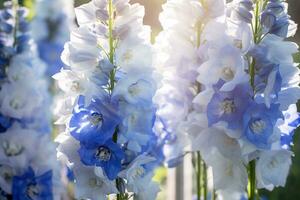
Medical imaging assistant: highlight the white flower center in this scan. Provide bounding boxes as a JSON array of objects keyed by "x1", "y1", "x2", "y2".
[
  {"x1": 9, "y1": 98, "x2": 24, "y2": 110},
  {"x1": 221, "y1": 67, "x2": 235, "y2": 81},
  {"x1": 225, "y1": 163, "x2": 234, "y2": 177},
  {"x1": 89, "y1": 178, "x2": 103, "y2": 187},
  {"x1": 233, "y1": 39, "x2": 243, "y2": 49},
  {"x1": 122, "y1": 50, "x2": 133, "y2": 63},
  {"x1": 0, "y1": 165, "x2": 14, "y2": 182},
  {"x1": 27, "y1": 184, "x2": 39, "y2": 199},
  {"x1": 220, "y1": 99, "x2": 236, "y2": 114},
  {"x1": 2, "y1": 141, "x2": 24, "y2": 157},
  {"x1": 267, "y1": 157, "x2": 279, "y2": 170},
  {"x1": 96, "y1": 147, "x2": 111, "y2": 161},
  {"x1": 70, "y1": 81, "x2": 81, "y2": 92},
  {"x1": 89, "y1": 112, "x2": 103, "y2": 127},
  {"x1": 128, "y1": 82, "x2": 142, "y2": 97},
  {"x1": 132, "y1": 167, "x2": 145, "y2": 180},
  {"x1": 250, "y1": 119, "x2": 266, "y2": 134}
]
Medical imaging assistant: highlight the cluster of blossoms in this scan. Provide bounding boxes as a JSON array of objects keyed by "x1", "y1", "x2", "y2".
[
  {"x1": 0, "y1": 1, "x2": 61, "y2": 199},
  {"x1": 31, "y1": 0, "x2": 74, "y2": 76},
  {"x1": 156, "y1": 0, "x2": 300, "y2": 199},
  {"x1": 54, "y1": 0, "x2": 161, "y2": 199},
  {"x1": 154, "y1": 0, "x2": 226, "y2": 166}
]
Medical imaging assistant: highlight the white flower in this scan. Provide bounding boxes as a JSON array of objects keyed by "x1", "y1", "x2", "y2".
[
  {"x1": 197, "y1": 43, "x2": 248, "y2": 91},
  {"x1": 260, "y1": 34, "x2": 298, "y2": 65},
  {"x1": 256, "y1": 150, "x2": 292, "y2": 191},
  {"x1": 73, "y1": 166, "x2": 117, "y2": 200},
  {"x1": 115, "y1": 37, "x2": 152, "y2": 73},
  {"x1": 53, "y1": 69, "x2": 106, "y2": 103},
  {"x1": 210, "y1": 150, "x2": 248, "y2": 193},
  {"x1": 0, "y1": 82, "x2": 43, "y2": 119},
  {"x1": 119, "y1": 155, "x2": 155, "y2": 193},
  {"x1": 119, "y1": 154, "x2": 159, "y2": 200},
  {"x1": 113, "y1": 73, "x2": 155, "y2": 106},
  {"x1": 61, "y1": 41, "x2": 101, "y2": 72}
]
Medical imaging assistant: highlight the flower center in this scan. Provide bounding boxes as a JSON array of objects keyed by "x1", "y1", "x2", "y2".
[
  {"x1": 132, "y1": 167, "x2": 145, "y2": 180},
  {"x1": 88, "y1": 178, "x2": 103, "y2": 187},
  {"x1": 128, "y1": 82, "x2": 142, "y2": 96},
  {"x1": 267, "y1": 158, "x2": 279, "y2": 169},
  {"x1": 220, "y1": 99, "x2": 236, "y2": 114},
  {"x1": 9, "y1": 98, "x2": 24, "y2": 110},
  {"x1": 70, "y1": 81, "x2": 81, "y2": 92},
  {"x1": 0, "y1": 165, "x2": 13, "y2": 182},
  {"x1": 221, "y1": 67, "x2": 235, "y2": 81},
  {"x1": 26, "y1": 184, "x2": 39, "y2": 199},
  {"x1": 250, "y1": 119, "x2": 266, "y2": 134},
  {"x1": 2, "y1": 141, "x2": 24, "y2": 157},
  {"x1": 225, "y1": 163, "x2": 234, "y2": 177},
  {"x1": 233, "y1": 39, "x2": 243, "y2": 49},
  {"x1": 96, "y1": 147, "x2": 111, "y2": 161},
  {"x1": 122, "y1": 50, "x2": 133, "y2": 63},
  {"x1": 89, "y1": 112, "x2": 103, "y2": 127}
]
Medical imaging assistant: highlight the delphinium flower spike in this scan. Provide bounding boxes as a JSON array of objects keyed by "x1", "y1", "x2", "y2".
[
  {"x1": 154, "y1": 0, "x2": 226, "y2": 199},
  {"x1": 191, "y1": 0, "x2": 300, "y2": 199},
  {"x1": 0, "y1": 0, "x2": 62, "y2": 199},
  {"x1": 31, "y1": 0, "x2": 75, "y2": 76},
  {"x1": 54, "y1": 0, "x2": 160, "y2": 199}
]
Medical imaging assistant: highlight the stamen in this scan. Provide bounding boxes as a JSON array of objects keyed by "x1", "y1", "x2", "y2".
[
  {"x1": 96, "y1": 146, "x2": 111, "y2": 161},
  {"x1": 220, "y1": 99, "x2": 236, "y2": 114}
]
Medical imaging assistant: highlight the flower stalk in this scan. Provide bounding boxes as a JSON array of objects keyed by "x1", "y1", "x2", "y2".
[
  {"x1": 106, "y1": 1, "x2": 125, "y2": 199},
  {"x1": 248, "y1": 0, "x2": 266, "y2": 199},
  {"x1": 196, "y1": 152, "x2": 202, "y2": 200},
  {"x1": 248, "y1": 160, "x2": 256, "y2": 200},
  {"x1": 108, "y1": 0, "x2": 116, "y2": 92}
]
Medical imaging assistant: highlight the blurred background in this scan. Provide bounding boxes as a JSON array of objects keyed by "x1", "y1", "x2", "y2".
[{"x1": 0, "y1": 0, "x2": 299, "y2": 199}]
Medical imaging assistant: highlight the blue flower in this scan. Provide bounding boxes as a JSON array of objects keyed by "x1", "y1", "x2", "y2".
[
  {"x1": 261, "y1": 1, "x2": 295, "y2": 38},
  {"x1": 78, "y1": 139, "x2": 125, "y2": 180},
  {"x1": 281, "y1": 112, "x2": 300, "y2": 148},
  {"x1": 37, "y1": 40, "x2": 64, "y2": 76},
  {"x1": 243, "y1": 103, "x2": 283, "y2": 149},
  {"x1": 248, "y1": 45, "x2": 283, "y2": 106},
  {"x1": 0, "y1": 114, "x2": 13, "y2": 133},
  {"x1": 0, "y1": 3, "x2": 31, "y2": 74},
  {"x1": 207, "y1": 82, "x2": 253, "y2": 130},
  {"x1": 12, "y1": 167, "x2": 53, "y2": 200},
  {"x1": 70, "y1": 95, "x2": 120, "y2": 144},
  {"x1": 230, "y1": 0, "x2": 253, "y2": 23}
]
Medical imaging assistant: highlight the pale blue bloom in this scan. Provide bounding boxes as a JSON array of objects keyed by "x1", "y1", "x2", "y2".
[
  {"x1": 261, "y1": 0, "x2": 297, "y2": 38},
  {"x1": 243, "y1": 103, "x2": 283, "y2": 149},
  {"x1": 207, "y1": 82, "x2": 253, "y2": 130}
]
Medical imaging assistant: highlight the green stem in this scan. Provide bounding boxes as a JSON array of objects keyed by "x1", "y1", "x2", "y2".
[
  {"x1": 108, "y1": 0, "x2": 115, "y2": 92},
  {"x1": 253, "y1": 2, "x2": 260, "y2": 44},
  {"x1": 203, "y1": 162, "x2": 207, "y2": 200},
  {"x1": 212, "y1": 189, "x2": 217, "y2": 200},
  {"x1": 196, "y1": 22, "x2": 202, "y2": 48},
  {"x1": 248, "y1": 160, "x2": 256, "y2": 200},
  {"x1": 107, "y1": 1, "x2": 124, "y2": 198},
  {"x1": 196, "y1": 152, "x2": 202, "y2": 200},
  {"x1": 250, "y1": 1, "x2": 260, "y2": 90},
  {"x1": 248, "y1": 1, "x2": 265, "y2": 199}
]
